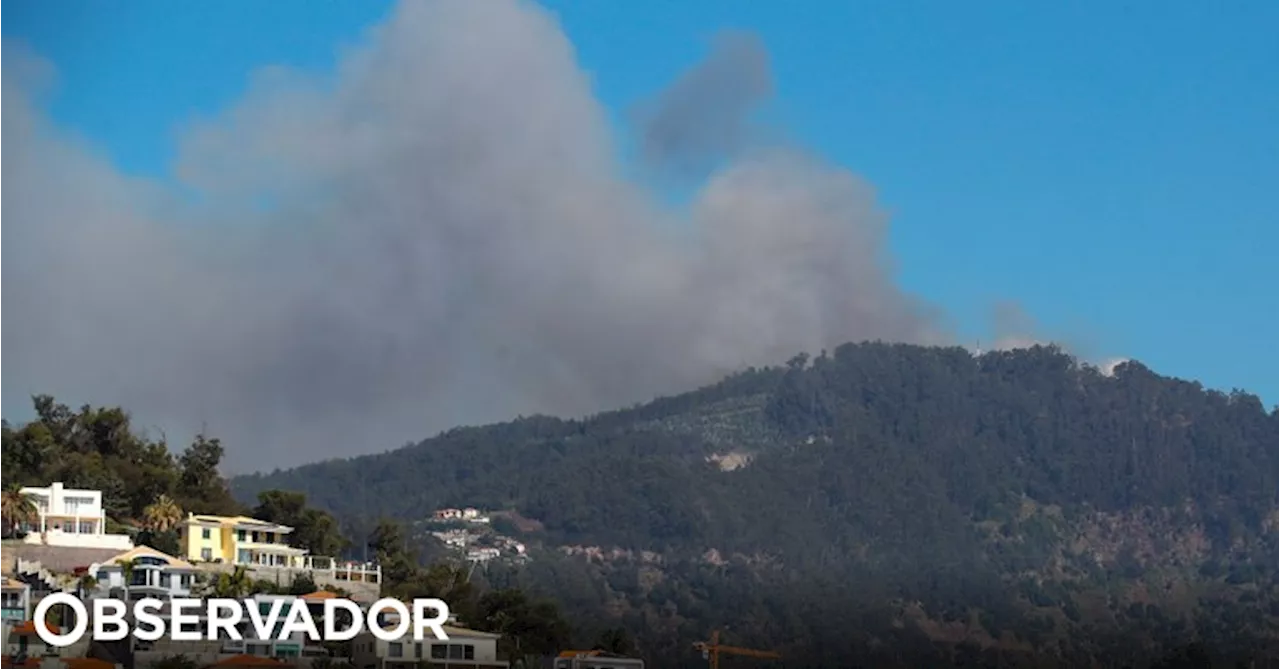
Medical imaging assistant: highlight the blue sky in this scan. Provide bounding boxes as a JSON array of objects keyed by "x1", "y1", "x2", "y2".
[{"x1": 5, "y1": 0, "x2": 1276, "y2": 405}]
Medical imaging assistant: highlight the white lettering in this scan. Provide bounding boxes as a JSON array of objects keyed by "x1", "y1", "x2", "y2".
[
  {"x1": 133, "y1": 599, "x2": 165, "y2": 641},
  {"x1": 207, "y1": 599, "x2": 244, "y2": 641},
  {"x1": 245, "y1": 598, "x2": 287, "y2": 640},
  {"x1": 412, "y1": 599, "x2": 450, "y2": 641},
  {"x1": 23, "y1": 596, "x2": 449, "y2": 644},
  {"x1": 367, "y1": 598, "x2": 410, "y2": 641},
  {"x1": 92, "y1": 599, "x2": 129, "y2": 641},
  {"x1": 323, "y1": 599, "x2": 364, "y2": 641},
  {"x1": 279, "y1": 600, "x2": 321, "y2": 641},
  {"x1": 170, "y1": 598, "x2": 202, "y2": 641},
  {"x1": 33, "y1": 593, "x2": 87, "y2": 647}
]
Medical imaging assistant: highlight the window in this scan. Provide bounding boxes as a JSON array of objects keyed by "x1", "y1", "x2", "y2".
[
  {"x1": 431, "y1": 645, "x2": 474, "y2": 661},
  {"x1": 265, "y1": 532, "x2": 275, "y2": 543},
  {"x1": 200, "y1": 548, "x2": 213, "y2": 561},
  {"x1": 389, "y1": 643, "x2": 403, "y2": 658},
  {"x1": 202, "y1": 528, "x2": 212, "y2": 540},
  {"x1": 79, "y1": 521, "x2": 95, "y2": 534},
  {"x1": 64, "y1": 496, "x2": 95, "y2": 515},
  {"x1": 414, "y1": 643, "x2": 423, "y2": 659},
  {"x1": 237, "y1": 530, "x2": 247, "y2": 542},
  {"x1": 64, "y1": 523, "x2": 77, "y2": 534},
  {"x1": 251, "y1": 531, "x2": 260, "y2": 543},
  {"x1": 179, "y1": 574, "x2": 192, "y2": 588}
]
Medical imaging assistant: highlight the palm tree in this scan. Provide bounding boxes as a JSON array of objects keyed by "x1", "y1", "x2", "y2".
[
  {"x1": 116, "y1": 558, "x2": 140, "y2": 599},
  {"x1": 1, "y1": 483, "x2": 38, "y2": 537},
  {"x1": 142, "y1": 495, "x2": 183, "y2": 533},
  {"x1": 211, "y1": 565, "x2": 252, "y2": 598},
  {"x1": 77, "y1": 574, "x2": 99, "y2": 599}
]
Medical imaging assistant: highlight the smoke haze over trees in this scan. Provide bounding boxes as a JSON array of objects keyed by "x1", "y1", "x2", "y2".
[{"x1": 0, "y1": 0, "x2": 1069, "y2": 472}]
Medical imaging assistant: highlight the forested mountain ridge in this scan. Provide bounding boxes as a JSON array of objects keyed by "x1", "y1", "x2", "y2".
[{"x1": 232, "y1": 343, "x2": 1278, "y2": 667}]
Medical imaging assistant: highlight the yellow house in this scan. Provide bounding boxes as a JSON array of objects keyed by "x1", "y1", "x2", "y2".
[{"x1": 177, "y1": 514, "x2": 308, "y2": 568}]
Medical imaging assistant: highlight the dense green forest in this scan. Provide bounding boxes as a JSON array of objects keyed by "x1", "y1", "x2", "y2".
[
  {"x1": 233, "y1": 343, "x2": 1278, "y2": 667},
  {"x1": 4, "y1": 343, "x2": 1275, "y2": 667}
]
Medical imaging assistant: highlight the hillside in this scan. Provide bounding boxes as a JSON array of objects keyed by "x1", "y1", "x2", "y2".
[{"x1": 233, "y1": 343, "x2": 1279, "y2": 667}]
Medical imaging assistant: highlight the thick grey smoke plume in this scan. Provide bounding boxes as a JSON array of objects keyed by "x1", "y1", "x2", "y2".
[
  {"x1": 2, "y1": 0, "x2": 944, "y2": 472},
  {"x1": 635, "y1": 31, "x2": 772, "y2": 172}
]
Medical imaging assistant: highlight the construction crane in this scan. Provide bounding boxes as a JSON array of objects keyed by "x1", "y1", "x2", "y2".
[{"x1": 693, "y1": 630, "x2": 781, "y2": 669}]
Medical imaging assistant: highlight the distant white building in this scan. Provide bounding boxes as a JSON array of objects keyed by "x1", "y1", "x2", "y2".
[
  {"x1": 352, "y1": 621, "x2": 507, "y2": 669},
  {"x1": 466, "y1": 548, "x2": 501, "y2": 562},
  {"x1": 432, "y1": 530, "x2": 470, "y2": 548},
  {"x1": 435, "y1": 508, "x2": 491, "y2": 524},
  {"x1": 18, "y1": 482, "x2": 133, "y2": 550}
]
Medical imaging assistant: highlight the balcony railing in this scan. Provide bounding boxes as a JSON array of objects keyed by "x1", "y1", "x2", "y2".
[{"x1": 232, "y1": 555, "x2": 382, "y2": 584}]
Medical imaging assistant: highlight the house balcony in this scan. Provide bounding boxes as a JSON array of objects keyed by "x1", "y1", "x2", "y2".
[{"x1": 231, "y1": 548, "x2": 382, "y2": 584}]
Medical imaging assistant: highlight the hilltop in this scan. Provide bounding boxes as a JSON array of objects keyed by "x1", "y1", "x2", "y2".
[{"x1": 233, "y1": 342, "x2": 1278, "y2": 667}]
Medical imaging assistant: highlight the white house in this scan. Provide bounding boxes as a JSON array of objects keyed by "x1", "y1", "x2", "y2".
[
  {"x1": 465, "y1": 548, "x2": 501, "y2": 563},
  {"x1": 18, "y1": 482, "x2": 133, "y2": 550},
  {"x1": 1, "y1": 578, "x2": 30, "y2": 623},
  {"x1": 351, "y1": 623, "x2": 507, "y2": 669},
  {"x1": 88, "y1": 546, "x2": 197, "y2": 600}
]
